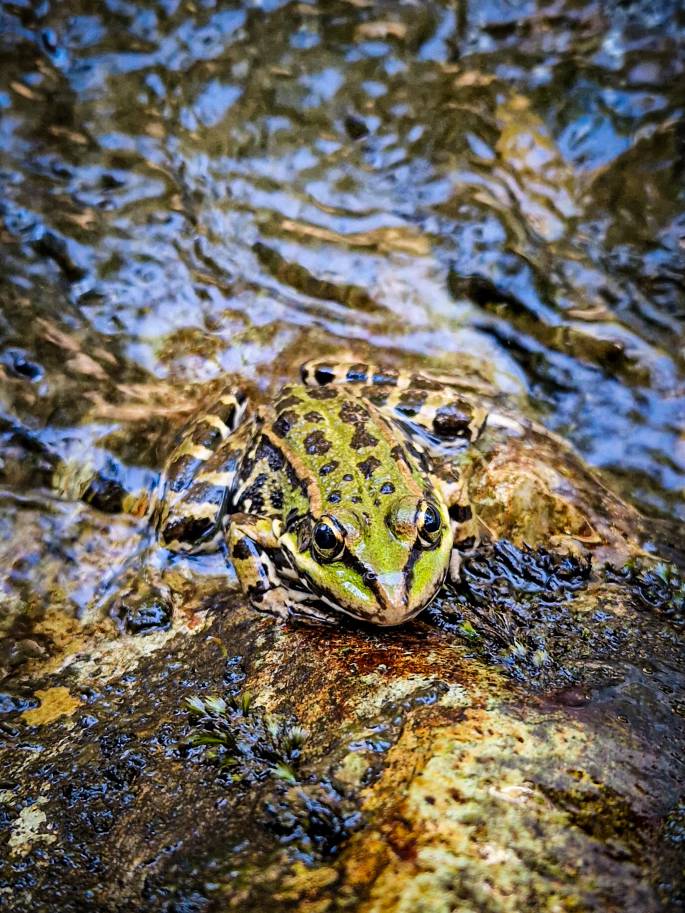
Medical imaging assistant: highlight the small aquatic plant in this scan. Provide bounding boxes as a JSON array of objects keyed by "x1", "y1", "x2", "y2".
[
  {"x1": 183, "y1": 691, "x2": 306, "y2": 783},
  {"x1": 425, "y1": 540, "x2": 592, "y2": 684},
  {"x1": 182, "y1": 685, "x2": 360, "y2": 858}
]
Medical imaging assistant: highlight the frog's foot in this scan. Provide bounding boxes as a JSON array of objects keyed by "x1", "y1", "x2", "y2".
[
  {"x1": 253, "y1": 586, "x2": 337, "y2": 626},
  {"x1": 226, "y1": 512, "x2": 286, "y2": 607},
  {"x1": 449, "y1": 549, "x2": 462, "y2": 583},
  {"x1": 251, "y1": 586, "x2": 290, "y2": 621},
  {"x1": 286, "y1": 595, "x2": 340, "y2": 626}
]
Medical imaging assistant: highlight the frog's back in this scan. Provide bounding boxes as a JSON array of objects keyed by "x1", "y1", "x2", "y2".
[{"x1": 232, "y1": 383, "x2": 425, "y2": 522}]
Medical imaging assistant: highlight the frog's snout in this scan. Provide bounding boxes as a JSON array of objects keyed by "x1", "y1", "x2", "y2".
[{"x1": 370, "y1": 571, "x2": 411, "y2": 626}]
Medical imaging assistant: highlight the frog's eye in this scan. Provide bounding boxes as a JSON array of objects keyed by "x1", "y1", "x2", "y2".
[
  {"x1": 417, "y1": 501, "x2": 442, "y2": 547},
  {"x1": 312, "y1": 517, "x2": 345, "y2": 562}
]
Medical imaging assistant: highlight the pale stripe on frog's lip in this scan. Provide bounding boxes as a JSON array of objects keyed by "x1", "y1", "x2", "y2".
[
  {"x1": 278, "y1": 530, "x2": 438, "y2": 624},
  {"x1": 314, "y1": 591, "x2": 429, "y2": 627}
]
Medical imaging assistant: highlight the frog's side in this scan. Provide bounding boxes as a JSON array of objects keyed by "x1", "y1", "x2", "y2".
[{"x1": 154, "y1": 361, "x2": 487, "y2": 626}]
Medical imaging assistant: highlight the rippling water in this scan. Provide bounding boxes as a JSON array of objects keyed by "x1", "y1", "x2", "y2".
[{"x1": 0, "y1": 0, "x2": 683, "y2": 574}]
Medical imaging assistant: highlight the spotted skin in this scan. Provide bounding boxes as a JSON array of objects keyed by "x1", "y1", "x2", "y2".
[
  {"x1": 300, "y1": 359, "x2": 487, "y2": 444},
  {"x1": 156, "y1": 389, "x2": 247, "y2": 551}
]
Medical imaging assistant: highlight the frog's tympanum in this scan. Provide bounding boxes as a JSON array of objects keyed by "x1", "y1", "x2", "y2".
[{"x1": 149, "y1": 361, "x2": 487, "y2": 626}]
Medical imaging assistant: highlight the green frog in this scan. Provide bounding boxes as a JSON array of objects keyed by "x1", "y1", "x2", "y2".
[{"x1": 148, "y1": 360, "x2": 488, "y2": 626}]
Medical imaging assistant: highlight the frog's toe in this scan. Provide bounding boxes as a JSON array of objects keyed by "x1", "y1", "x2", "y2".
[{"x1": 449, "y1": 549, "x2": 462, "y2": 583}]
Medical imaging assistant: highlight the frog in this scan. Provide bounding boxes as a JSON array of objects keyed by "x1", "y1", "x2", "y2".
[{"x1": 147, "y1": 359, "x2": 488, "y2": 626}]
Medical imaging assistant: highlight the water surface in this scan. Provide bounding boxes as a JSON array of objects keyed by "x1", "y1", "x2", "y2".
[{"x1": 0, "y1": 0, "x2": 683, "y2": 597}]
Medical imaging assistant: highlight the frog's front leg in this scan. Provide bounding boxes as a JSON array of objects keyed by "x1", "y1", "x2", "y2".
[
  {"x1": 227, "y1": 515, "x2": 338, "y2": 624},
  {"x1": 434, "y1": 461, "x2": 481, "y2": 582},
  {"x1": 226, "y1": 514, "x2": 297, "y2": 620}
]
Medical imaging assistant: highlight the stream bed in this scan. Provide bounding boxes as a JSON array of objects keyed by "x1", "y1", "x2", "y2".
[{"x1": 0, "y1": 2, "x2": 684, "y2": 911}]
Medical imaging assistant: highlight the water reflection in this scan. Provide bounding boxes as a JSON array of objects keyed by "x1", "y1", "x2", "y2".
[{"x1": 0, "y1": 0, "x2": 683, "y2": 562}]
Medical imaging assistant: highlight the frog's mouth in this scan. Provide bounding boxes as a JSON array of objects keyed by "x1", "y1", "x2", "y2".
[
  {"x1": 312, "y1": 588, "x2": 436, "y2": 627},
  {"x1": 281, "y1": 552, "x2": 446, "y2": 627}
]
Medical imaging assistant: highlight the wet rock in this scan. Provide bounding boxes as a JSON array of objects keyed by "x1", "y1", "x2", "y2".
[
  {"x1": 344, "y1": 114, "x2": 369, "y2": 140},
  {"x1": 120, "y1": 595, "x2": 172, "y2": 635}
]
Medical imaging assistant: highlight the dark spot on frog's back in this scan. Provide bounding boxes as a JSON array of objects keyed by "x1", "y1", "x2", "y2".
[
  {"x1": 396, "y1": 390, "x2": 428, "y2": 417},
  {"x1": 308, "y1": 386, "x2": 338, "y2": 401},
  {"x1": 304, "y1": 430, "x2": 332, "y2": 455},
  {"x1": 319, "y1": 460, "x2": 339, "y2": 476},
  {"x1": 272, "y1": 409, "x2": 299, "y2": 438},
  {"x1": 277, "y1": 394, "x2": 304, "y2": 411},
  {"x1": 328, "y1": 490, "x2": 342, "y2": 504},
  {"x1": 449, "y1": 503, "x2": 472, "y2": 522},
  {"x1": 256, "y1": 435, "x2": 285, "y2": 470},
  {"x1": 304, "y1": 410, "x2": 324, "y2": 423},
  {"x1": 357, "y1": 455, "x2": 381, "y2": 479},
  {"x1": 346, "y1": 363, "x2": 368, "y2": 382},
  {"x1": 433, "y1": 402, "x2": 472, "y2": 439},
  {"x1": 380, "y1": 481, "x2": 395, "y2": 495},
  {"x1": 351, "y1": 424, "x2": 378, "y2": 450},
  {"x1": 339, "y1": 400, "x2": 369, "y2": 424},
  {"x1": 313, "y1": 364, "x2": 336, "y2": 385}
]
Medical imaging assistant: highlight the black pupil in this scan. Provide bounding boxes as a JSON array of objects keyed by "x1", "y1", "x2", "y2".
[
  {"x1": 314, "y1": 522, "x2": 338, "y2": 551},
  {"x1": 423, "y1": 505, "x2": 440, "y2": 534}
]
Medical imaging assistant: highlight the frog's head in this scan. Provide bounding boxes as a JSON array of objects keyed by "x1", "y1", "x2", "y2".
[{"x1": 279, "y1": 496, "x2": 452, "y2": 626}]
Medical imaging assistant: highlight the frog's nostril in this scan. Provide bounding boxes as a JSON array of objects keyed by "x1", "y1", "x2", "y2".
[{"x1": 363, "y1": 571, "x2": 377, "y2": 586}]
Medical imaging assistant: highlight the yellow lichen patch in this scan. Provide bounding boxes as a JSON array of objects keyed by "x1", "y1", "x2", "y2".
[
  {"x1": 34, "y1": 606, "x2": 89, "y2": 653},
  {"x1": 273, "y1": 861, "x2": 338, "y2": 909},
  {"x1": 22, "y1": 687, "x2": 81, "y2": 727},
  {"x1": 7, "y1": 798, "x2": 57, "y2": 857}
]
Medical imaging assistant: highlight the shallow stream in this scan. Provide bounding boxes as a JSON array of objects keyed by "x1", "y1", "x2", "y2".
[{"x1": 1, "y1": 2, "x2": 684, "y2": 911}]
